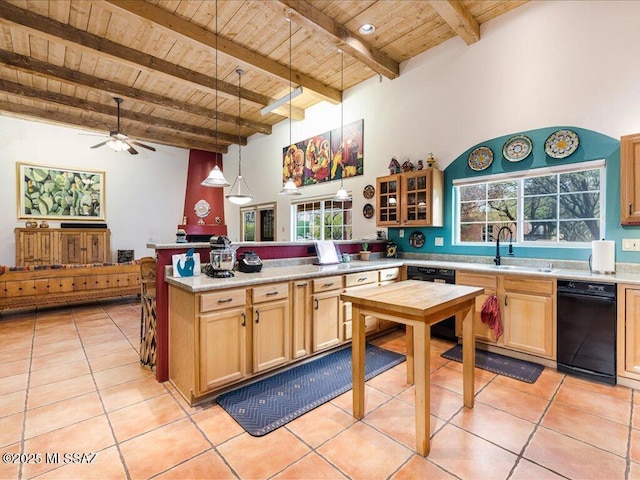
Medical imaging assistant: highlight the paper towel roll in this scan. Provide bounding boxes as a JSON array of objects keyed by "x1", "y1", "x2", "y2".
[{"x1": 591, "y1": 240, "x2": 615, "y2": 273}]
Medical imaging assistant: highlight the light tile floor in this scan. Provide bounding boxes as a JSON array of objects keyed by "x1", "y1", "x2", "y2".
[{"x1": 1, "y1": 297, "x2": 638, "y2": 479}]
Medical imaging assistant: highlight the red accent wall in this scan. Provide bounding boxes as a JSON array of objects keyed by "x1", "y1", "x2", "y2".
[{"x1": 182, "y1": 150, "x2": 227, "y2": 231}]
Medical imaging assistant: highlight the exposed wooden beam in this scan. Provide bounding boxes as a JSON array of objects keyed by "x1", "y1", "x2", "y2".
[
  {"x1": 0, "y1": 79, "x2": 244, "y2": 146},
  {"x1": 0, "y1": 49, "x2": 272, "y2": 135},
  {"x1": 0, "y1": 2, "x2": 304, "y2": 120},
  {"x1": 0, "y1": 101, "x2": 228, "y2": 154},
  {"x1": 103, "y1": 0, "x2": 341, "y2": 105},
  {"x1": 276, "y1": 0, "x2": 399, "y2": 79},
  {"x1": 428, "y1": 0, "x2": 480, "y2": 45}
]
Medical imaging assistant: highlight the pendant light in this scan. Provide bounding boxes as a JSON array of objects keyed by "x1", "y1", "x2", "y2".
[
  {"x1": 225, "y1": 68, "x2": 253, "y2": 205},
  {"x1": 279, "y1": 10, "x2": 301, "y2": 196},
  {"x1": 333, "y1": 49, "x2": 351, "y2": 202},
  {"x1": 202, "y1": 0, "x2": 230, "y2": 187}
]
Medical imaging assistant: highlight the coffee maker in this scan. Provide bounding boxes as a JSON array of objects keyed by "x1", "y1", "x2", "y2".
[{"x1": 204, "y1": 235, "x2": 236, "y2": 278}]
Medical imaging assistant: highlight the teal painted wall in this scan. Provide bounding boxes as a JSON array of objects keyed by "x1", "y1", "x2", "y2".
[{"x1": 388, "y1": 126, "x2": 640, "y2": 264}]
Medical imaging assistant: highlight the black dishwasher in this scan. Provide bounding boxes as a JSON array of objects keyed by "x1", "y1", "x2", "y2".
[
  {"x1": 407, "y1": 267, "x2": 457, "y2": 341},
  {"x1": 556, "y1": 280, "x2": 617, "y2": 385}
]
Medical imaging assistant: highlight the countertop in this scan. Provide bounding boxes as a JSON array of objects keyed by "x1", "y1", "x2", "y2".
[{"x1": 165, "y1": 257, "x2": 640, "y2": 293}]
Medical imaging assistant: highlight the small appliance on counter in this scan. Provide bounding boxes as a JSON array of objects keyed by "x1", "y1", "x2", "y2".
[
  {"x1": 203, "y1": 235, "x2": 236, "y2": 278},
  {"x1": 237, "y1": 251, "x2": 263, "y2": 273}
]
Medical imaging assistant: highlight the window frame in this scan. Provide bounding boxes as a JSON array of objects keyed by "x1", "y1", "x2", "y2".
[
  {"x1": 291, "y1": 196, "x2": 353, "y2": 242},
  {"x1": 453, "y1": 160, "x2": 606, "y2": 247}
]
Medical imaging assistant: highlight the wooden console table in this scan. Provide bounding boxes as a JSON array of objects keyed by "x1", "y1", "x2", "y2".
[{"x1": 341, "y1": 280, "x2": 484, "y2": 456}]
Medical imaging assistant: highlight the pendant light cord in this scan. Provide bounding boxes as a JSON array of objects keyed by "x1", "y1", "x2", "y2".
[
  {"x1": 340, "y1": 48, "x2": 344, "y2": 189},
  {"x1": 237, "y1": 69, "x2": 243, "y2": 176},
  {"x1": 214, "y1": 0, "x2": 219, "y2": 156},
  {"x1": 289, "y1": 11, "x2": 292, "y2": 150}
]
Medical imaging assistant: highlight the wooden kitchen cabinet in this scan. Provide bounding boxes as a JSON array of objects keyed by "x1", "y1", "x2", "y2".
[
  {"x1": 291, "y1": 279, "x2": 312, "y2": 360},
  {"x1": 375, "y1": 169, "x2": 443, "y2": 227},
  {"x1": 14, "y1": 229, "x2": 56, "y2": 266},
  {"x1": 620, "y1": 133, "x2": 640, "y2": 225},
  {"x1": 502, "y1": 276, "x2": 555, "y2": 359},
  {"x1": 312, "y1": 275, "x2": 343, "y2": 352},
  {"x1": 343, "y1": 270, "x2": 379, "y2": 340},
  {"x1": 251, "y1": 283, "x2": 290, "y2": 373},
  {"x1": 617, "y1": 284, "x2": 640, "y2": 380},
  {"x1": 456, "y1": 271, "x2": 500, "y2": 344},
  {"x1": 456, "y1": 272, "x2": 555, "y2": 360},
  {"x1": 59, "y1": 229, "x2": 110, "y2": 264}
]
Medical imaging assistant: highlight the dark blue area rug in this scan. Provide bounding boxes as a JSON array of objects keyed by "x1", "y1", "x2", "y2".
[
  {"x1": 216, "y1": 344, "x2": 405, "y2": 436},
  {"x1": 441, "y1": 344, "x2": 544, "y2": 383}
]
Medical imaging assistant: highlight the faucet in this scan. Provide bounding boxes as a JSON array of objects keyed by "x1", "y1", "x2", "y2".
[{"x1": 494, "y1": 226, "x2": 514, "y2": 266}]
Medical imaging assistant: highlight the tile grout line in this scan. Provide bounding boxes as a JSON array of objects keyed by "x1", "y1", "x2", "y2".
[
  {"x1": 626, "y1": 389, "x2": 635, "y2": 480},
  {"x1": 17, "y1": 309, "x2": 39, "y2": 480}
]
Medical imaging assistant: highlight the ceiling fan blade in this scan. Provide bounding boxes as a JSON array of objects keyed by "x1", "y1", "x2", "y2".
[
  {"x1": 130, "y1": 140, "x2": 156, "y2": 152},
  {"x1": 90, "y1": 140, "x2": 110, "y2": 149},
  {"x1": 124, "y1": 141, "x2": 139, "y2": 155}
]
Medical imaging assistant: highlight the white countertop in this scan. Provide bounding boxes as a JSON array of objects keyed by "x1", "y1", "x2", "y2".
[{"x1": 165, "y1": 258, "x2": 640, "y2": 293}]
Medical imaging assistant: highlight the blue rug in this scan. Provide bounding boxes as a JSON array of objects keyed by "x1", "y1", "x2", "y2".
[
  {"x1": 216, "y1": 344, "x2": 405, "y2": 436},
  {"x1": 441, "y1": 344, "x2": 544, "y2": 383}
]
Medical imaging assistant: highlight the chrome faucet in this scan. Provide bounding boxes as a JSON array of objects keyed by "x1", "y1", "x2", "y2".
[{"x1": 494, "y1": 226, "x2": 514, "y2": 266}]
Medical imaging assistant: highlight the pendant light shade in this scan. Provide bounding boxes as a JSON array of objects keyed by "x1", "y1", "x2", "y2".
[
  {"x1": 279, "y1": 11, "x2": 302, "y2": 197},
  {"x1": 333, "y1": 49, "x2": 351, "y2": 203},
  {"x1": 201, "y1": 164, "x2": 230, "y2": 187},
  {"x1": 226, "y1": 68, "x2": 254, "y2": 205},
  {"x1": 202, "y1": 0, "x2": 230, "y2": 188}
]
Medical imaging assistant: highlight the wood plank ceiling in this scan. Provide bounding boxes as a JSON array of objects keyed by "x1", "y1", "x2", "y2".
[{"x1": 0, "y1": 0, "x2": 527, "y2": 154}]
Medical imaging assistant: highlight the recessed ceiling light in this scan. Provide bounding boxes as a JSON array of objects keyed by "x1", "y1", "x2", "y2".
[{"x1": 359, "y1": 23, "x2": 375, "y2": 35}]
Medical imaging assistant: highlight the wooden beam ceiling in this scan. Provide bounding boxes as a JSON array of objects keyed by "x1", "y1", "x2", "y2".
[{"x1": 428, "y1": 0, "x2": 480, "y2": 46}]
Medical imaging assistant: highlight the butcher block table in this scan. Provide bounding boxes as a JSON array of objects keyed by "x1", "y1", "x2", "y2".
[{"x1": 341, "y1": 279, "x2": 484, "y2": 456}]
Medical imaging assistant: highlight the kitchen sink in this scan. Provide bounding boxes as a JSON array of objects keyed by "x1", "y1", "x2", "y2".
[{"x1": 489, "y1": 265, "x2": 555, "y2": 273}]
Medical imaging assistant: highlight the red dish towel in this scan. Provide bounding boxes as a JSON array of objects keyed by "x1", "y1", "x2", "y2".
[{"x1": 481, "y1": 295, "x2": 503, "y2": 340}]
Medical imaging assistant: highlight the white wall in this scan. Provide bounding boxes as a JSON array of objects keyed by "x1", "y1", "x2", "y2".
[
  {"x1": 3, "y1": 1, "x2": 640, "y2": 263},
  {"x1": 223, "y1": 0, "x2": 640, "y2": 241},
  {"x1": 0, "y1": 117, "x2": 188, "y2": 265}
]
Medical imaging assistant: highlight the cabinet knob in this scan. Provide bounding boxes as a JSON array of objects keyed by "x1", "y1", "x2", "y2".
[
  {"x1": 241, "y1": 312, "x2": 246, "y2": 327},
  {"x1": 255, "y1": 310, "x2": 260, "y2": 324},
  {"x1": 314, "y1": 298, "x2": 319, "y2": 310},
  {"x1": 217, "y1": 298, "x2": 233, "y2": 304},
  {"x1": 296, "y1": 282, "x2": 308, "y2": 287},
  {"x1": 266, "y1": 291, "x2": 278, "y2": 296}
]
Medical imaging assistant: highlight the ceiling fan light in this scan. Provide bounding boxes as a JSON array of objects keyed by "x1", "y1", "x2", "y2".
[
  {"x1": 201, "y1": 165, "x2": 230, "y2": 187},
  {"x1": 107, "y1": 139, "x2": 129, "y2": 152},
  {"x1": 333, "y1": 187, "x2": 351, "y2": 202},
  {"x1": 279, "y1": 177, "x2": 301, "y2": 195}
]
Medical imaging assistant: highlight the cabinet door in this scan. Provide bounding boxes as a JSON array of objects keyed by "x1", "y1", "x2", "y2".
[
  {"x1": 503, "y1": 291, "x2": 554, "y2": 358},
  {"x1": 456, "y1": 272, "x2": 500, "y2": 344},
  {"x1": 37, "y1": 231, "x2": 55, "y2": 265},
  {"x1": 312, "y1": 290, "x2": 342, "y2": 352},
  {"x1": 401, "y1": 170, "x2": 432, "y2": 225},
  {"x1": 624, "y1": 288, "x2": 640, "y2": 375},
  {"x1": 291, "y1": 280, "x2": 312, "y2": 359},
  {"x1": 84, "y1": 231, "x2": 108, "y2": 263},
  {"x1": 17, "y1": 230, "x2": 39, "y2": 265},
  {"x1": 199, "y1": 307, "x2": 248, "y2": 393},
  {"x1": 59, "y1": 232, "x2": 83, "y2": 264},
  {"x1": 376, "y1": 175, "x2": 400, "y2": 226},
  {"x1": 253, "y1": 299, "x2": 290, "y2": 373},
  {"x1": 621, "y1": 133, "x2": 640, "y2": 225}
]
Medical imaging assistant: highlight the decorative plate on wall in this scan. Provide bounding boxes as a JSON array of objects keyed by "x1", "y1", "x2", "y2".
[
  {"x1": 544, "y1": 129, "x2": 580, "y2": 159},
  {"x1": 194, "y1": 199, "x2": 211, "y2": 218},
  {"x1": 363, "y1": 203, "x2": 374, "y2": 219},
  {"x1": 408, "y1": 231, "x2": 425, "y2": 248},
  {"x1": 468, "y1": 146, "x2": 494, "y2": 171},
  {"x1": 363, "y1": 184, "x2": 375, "y2": 199},
  {"x1": 502, "y1": 135, "x2": 533, "y2": 162}
]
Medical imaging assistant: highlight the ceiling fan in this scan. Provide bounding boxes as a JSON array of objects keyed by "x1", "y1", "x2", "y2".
[{"x1": 89, "y1": 97, "x2": 156, "y2": 155}]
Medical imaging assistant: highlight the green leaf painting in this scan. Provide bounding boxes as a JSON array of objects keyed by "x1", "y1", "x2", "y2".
[{"x1": 18, "y1": 163, "x2": 105, "y2": 220}]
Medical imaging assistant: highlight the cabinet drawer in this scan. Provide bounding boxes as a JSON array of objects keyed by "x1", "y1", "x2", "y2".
[
  {"x1": 457, "y1": 271, "x2": 498, "y2": 289},
  {"x1": 344, "y1": 271, "x2": 377, "y2": 288},
  {"x1": 379, "y1": 268, "x2": 400, "y2": 282},
  {"x1": 252, "y1": 282, "x2": 288, "y2": 303},
  {"x1": 200, "y1": 289, "x2": 246, "y2": 313},
  {"x1": 313, "y1": 275, "x2": 343, "y2": 293},
  {"x1": 503, "y1": 276, "x2": 553, "y2": 295}
]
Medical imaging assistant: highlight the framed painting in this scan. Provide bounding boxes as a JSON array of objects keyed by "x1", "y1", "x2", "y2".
[
  {"x1": 330, "y1": 119, "x2": 364, "y2": 180},
  {"x1": 17, "y1": 162, "x2": 106, "y2": 220}
]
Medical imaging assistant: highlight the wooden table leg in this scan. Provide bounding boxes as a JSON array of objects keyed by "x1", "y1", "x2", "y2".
[
  {"x1": 412, "y1": 322, "x2": 430, "y2": 456},
  {"x1": 405, "y1": 324, "x2": 414, "y2": 385},
  {"x1": 352, "y1": 305, "x2": 366, "y2": 419},
  {"x1": 461, "y1": 305, "x2": 475, "y2": 408}
]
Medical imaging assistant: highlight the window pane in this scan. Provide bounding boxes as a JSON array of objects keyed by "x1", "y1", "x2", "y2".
[
  {"x1": 524, "y1": 196, "x2": 557, "y2": 220},
  {"x1": 560, "y1": 169, "x2": 600, "y2": 192},
  {"x1": 487, "y1": 181, "x2": 517, "y2": 199},
  {"x1": 459, "y1": 184, "x2": 486, "y2": 201},
  {"x1": 487, "y1": 199, "x2": 517, "y2": 222},
  {"x1": 524, "y1": 175, "x2": 557, "y2": 195},
  {"x1": 559, "y1": 193, "x2": 600, "y2": 218},
  {"x1": 523, "y1": 221, "x2": 557, "y2": 241},
  {"x1": 560, "y1": 220, "x2": 600, "y2": 242},
  {"x1": 460, "y1": 224, "x2": 484, "y2": 242},
  {"x1": 460, "y1": 201, "x2": 486, "y2": 222}
]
